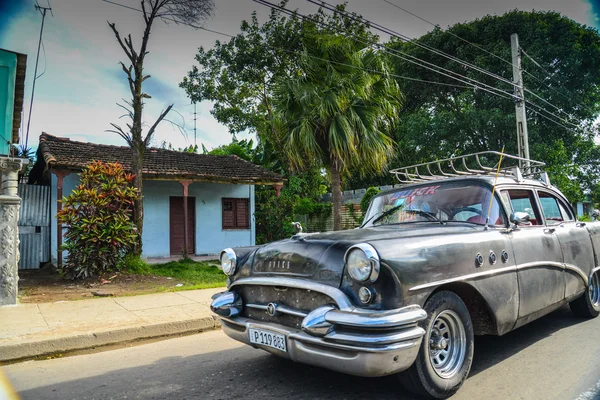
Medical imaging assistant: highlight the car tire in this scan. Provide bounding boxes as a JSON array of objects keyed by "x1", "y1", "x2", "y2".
[
  {"x1": 400, "y1": 291, "x2": 474, "y2": 399},
  {"x1": 569, "y1": 272, "x2": 600, "y2": 318}
]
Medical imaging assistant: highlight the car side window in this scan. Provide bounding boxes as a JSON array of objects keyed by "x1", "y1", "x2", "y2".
[
  {"x1": 538, "y1": 191, "x2": 574, "y2": 224},
  {"x1": 504, "y1": 189, "x2": 542, "y2": 226}
]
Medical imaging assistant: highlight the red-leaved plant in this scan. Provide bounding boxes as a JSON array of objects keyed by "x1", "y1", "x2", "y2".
[{"x1": 57, "y1": 161, "x2": 140, "y2": 279}]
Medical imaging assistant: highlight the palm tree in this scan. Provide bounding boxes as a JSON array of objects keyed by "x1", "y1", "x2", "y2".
[{"x1": 273, "y1": 34, "x2": 403, "y2": 230}]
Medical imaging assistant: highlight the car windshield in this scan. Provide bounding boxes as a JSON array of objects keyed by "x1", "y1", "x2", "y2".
[{"x1": 362, "y1": 182, "x2": 505, "y2": 227}]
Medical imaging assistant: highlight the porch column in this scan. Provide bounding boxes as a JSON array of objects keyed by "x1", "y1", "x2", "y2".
[
  {"x1": 273, "y1": 183, "x2": 283, "y2": 197},
  {"x1": 53, "y1": 170, "x2": 70, "y2": 268},
  {"x1": 179, "y1": 180, "x2": 193, "y2": 258},
  {"x1": 0, "y1": 157, "x2": 28, "y2": 306}
]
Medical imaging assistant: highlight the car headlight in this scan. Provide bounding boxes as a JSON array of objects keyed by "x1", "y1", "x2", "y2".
[
  {"x1": 220, "y1": 248, "x2": 237, "y2": 276},
  {"x1": 344, "y1": 243, "x2": 380, "y2": 282}
]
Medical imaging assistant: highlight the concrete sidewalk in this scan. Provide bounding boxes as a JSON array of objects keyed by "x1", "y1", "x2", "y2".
[{"x1": 0, "y1": 288, "x2": 224, "y2": 363}]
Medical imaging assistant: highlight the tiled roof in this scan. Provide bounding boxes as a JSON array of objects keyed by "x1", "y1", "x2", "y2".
[{"x1": 37, "y1": 133, "x2": 284, "y2": 184}]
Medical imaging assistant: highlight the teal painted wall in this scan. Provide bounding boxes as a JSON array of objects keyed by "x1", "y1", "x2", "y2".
[{"x1": 0, "y1": 49, "x2": 16, "y2": 155}]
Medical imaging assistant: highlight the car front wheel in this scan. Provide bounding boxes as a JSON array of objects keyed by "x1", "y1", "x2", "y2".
[{"x1": 400, "y1": 290, "x2": 474, "y2": 399}]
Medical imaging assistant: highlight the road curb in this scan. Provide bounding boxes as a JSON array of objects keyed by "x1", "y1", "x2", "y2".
[{"x1": 0, "y1": 316, "x2": 221, "y2": 363}]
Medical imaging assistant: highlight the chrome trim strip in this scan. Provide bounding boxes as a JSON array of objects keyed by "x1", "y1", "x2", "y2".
[
  {"x1": 409, "y1": 265, "x2": 517, "y2": 291},
  {"x1": 222, "y1": 316, "x2": 422, "y2": 353},
  {"x1": 517, "y1": 261, "x2": 565, "y2": 271},
  {"x1": 410, "y1": 261, "x2": 591, "y2": 292},
  {"x1": 230, "y1": 277, "x2": 353, "y2": 309},
  {"x1": 325, "y1": 305, "x2": 426, "y2": 328},
  {"x1": 564, "y1": 263, "x2": 589, "y2": 286},
  {"x1": 324, "y1": 326, "x2": 425, "y2": 345},
  {"x1": 246, "y1": 303, "x2": 308, "y2": 318}
]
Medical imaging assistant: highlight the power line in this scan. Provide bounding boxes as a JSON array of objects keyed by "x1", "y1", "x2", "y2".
[
  {"x1": 520, "y1": 46, "x2": 597, "y2": 117},
  {"x1": 330, "y1": 0, "x2": 587, "y2": 128},
  {"x1": 380, "y1": 0, "x2": 597, "y2": 121},
  {"x1": 380, "y1": 0, "x2": 513, "y2": 68},
  {"x1": 311, "y1": 0, "x2": 517, "y2": 89},
  {"x1": 260, "y1": 0, "x2": 591, "y2": 136},
  {"x1": 101, "y1": 0, "x2": 470, "y2": 90},
  {"x1": 100, "y1": 0, "x2": 232, "y2": 37},
  {"x1": 254, "y1": 0, "x2": 520, "y2": 102},
  {"x1": 314, "y1": 0, "x2": 593, "y2": 133},
  {"x1": 103, "y1": 0, "x2": 585, "y2": 136}
]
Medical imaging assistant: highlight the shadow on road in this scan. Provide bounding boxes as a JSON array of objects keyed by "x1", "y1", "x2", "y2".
[{"x1": 15, "y1": 306, "x2": 590, "y2": 400}]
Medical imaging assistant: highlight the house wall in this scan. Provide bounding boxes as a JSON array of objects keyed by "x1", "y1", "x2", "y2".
[
  {"x1": 142, "y1": 180, "x2": 255, "y2": 257},
  {"x1": 50, "y1": 174, "x2": 256, "y2": 263}
]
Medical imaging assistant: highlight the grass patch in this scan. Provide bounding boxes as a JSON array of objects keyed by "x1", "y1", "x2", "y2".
[{"x1": 122, "y1": 255, "x2": 226, "y2": 290}]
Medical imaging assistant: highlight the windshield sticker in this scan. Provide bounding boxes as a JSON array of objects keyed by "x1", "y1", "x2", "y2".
[{"x1": 391, "y1": 185, "x2": 441, "y2": 200}]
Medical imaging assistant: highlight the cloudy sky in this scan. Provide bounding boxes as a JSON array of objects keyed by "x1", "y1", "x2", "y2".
[{"x1": 0, "y1": 0, "x2": 599, "y2": 152}]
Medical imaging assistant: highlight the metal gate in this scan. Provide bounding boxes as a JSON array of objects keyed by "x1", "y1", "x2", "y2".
[{"x1": 18, "y1": 183, "x2": 51, "y2": 269}]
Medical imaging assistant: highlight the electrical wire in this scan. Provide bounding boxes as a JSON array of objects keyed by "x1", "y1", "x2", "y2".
[
  {"x1": 320, "y1": 0, "x2": 590, "y2": 129},
  {"x1": 100, "y1": 0, "x2": 470, "y2": 89},
  {"x1": 254, "y1": 0, "x2": 521, "y2": 102},
  {"x1": 258, "y1": 0, "x2": 591, "y2": 135},
  {"x1": 379, "y1": 0, "x2": 597, "y2": 120},
  {"x1": 380, "y1": 0, "x2": 514, "y2": 68},
  {"x1": 311, "y1": 0, "x2": 517, "y2": 89},
  {"x1": 103, "y1": 0, "x2": 587, "y2": 136}
]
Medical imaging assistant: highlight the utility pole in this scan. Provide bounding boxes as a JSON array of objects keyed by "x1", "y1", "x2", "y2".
[
  {"x1": 511, "y1": 33, "x2": 530, "y2": 171},
  {"x1": 25, "y1": 3, "x2": 53, "y2": 149},
  {"x1": 193, "y1": 101, "x2": 197, "y2": 148}
]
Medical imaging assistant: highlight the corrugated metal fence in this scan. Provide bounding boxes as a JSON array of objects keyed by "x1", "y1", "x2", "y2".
[{"x1": 18, "y1": 184, "x2": 51, "y2": 269}]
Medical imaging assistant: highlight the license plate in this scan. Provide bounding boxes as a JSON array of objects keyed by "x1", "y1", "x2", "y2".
[{"x1": 248, "y1": 328, "x2": 287, "y2": 352}]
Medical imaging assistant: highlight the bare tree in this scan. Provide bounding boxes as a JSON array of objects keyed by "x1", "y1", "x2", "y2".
[{"x1": 107, "y1": 0, "x2": 214, "y2": 255}]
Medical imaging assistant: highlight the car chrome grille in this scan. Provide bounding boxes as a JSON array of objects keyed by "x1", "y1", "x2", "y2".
[{"x1": 237, "y1": 285, "x2": 335, "y2": 329}]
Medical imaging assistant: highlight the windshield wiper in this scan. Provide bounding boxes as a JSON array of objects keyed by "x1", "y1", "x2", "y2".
[
  {"x1": 368, "y1": 206, "x2": 445, "y2": 226},
  {"x1": 366, "y1": 204, "x2": 404, "y2": 227},
  {"x1": 404, "y1": 209, "x2": 445, "y2": 225}
]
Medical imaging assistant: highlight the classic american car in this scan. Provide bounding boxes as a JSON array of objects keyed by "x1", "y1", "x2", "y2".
[{"x1": 210, "y1": 152, "x2": 600, "y2": 399}]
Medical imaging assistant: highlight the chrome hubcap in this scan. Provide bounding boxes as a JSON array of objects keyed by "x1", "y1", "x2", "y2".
[
  {"x1": 589, "y1": 272, "x2": 600, "y2": 307},
  {"x1": 428, "y1": 310, "x2": 466, "y2": 379}
]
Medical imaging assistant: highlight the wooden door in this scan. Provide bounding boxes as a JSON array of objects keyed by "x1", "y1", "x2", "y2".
[{"x1": 169, "y1": 197, "x2": 195, "y2": 255}]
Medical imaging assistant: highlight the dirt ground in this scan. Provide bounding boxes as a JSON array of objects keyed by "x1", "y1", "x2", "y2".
[{"x1": 18, "y1": 267, "x2": 188, "y2": 303}]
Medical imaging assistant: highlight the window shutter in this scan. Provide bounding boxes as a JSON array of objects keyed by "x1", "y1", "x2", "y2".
[
  {"x1": 222, "y1": 198, "x2": 250, "y2": 229},
  {"x1": 222, "y1": 199, "x2": 235, "y2": 229},
  {"x1": 236, "y1": 199, "x2": 249, "y2": 229}
]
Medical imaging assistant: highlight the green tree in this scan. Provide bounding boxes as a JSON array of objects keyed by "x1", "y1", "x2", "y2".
[
  {"x1": 179, "y1": 2, "x2": 378, "y2": 169},
  {"x1": 381, "y1": 10, "x2": 600, "y2": 201},
  {"x1": 272, "y1": 34, "x2": 403, "y2": 230},
  {"x1": 57, "y1": 161, "x2": 140, "y2": 279},
  {"x1": 107, "y1": 0, "x2": 214, "y2": 255}
]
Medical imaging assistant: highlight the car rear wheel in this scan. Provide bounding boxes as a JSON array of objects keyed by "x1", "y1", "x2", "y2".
[
  {"x1": 569, "y1": 271, "x2": 600, "y2": 318},
  {"x1": 400, "y1": 291, "x2": 474, "y2": 399}
]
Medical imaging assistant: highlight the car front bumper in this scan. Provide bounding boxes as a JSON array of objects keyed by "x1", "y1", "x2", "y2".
[{"x1": 210, "y1": 281, "x2": 427, "y2": 378}]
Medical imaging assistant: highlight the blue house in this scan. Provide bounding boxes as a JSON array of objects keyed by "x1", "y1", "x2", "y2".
[{"x1": 29, "y1": 133, "x2": 284, "y2": 264}]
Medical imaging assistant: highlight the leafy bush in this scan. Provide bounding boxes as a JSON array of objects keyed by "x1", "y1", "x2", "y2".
[
  {"x1": 57, "y1": 161, "x2": 140, "y2": 279},
  {"x1": 361, "y1": 187, "x2": 381, "y2": 213}
]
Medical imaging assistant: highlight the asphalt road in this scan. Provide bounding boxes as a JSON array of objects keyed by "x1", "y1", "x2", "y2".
[{"x1": 4, "y1": 305, "x2": 600, "y2": 400}]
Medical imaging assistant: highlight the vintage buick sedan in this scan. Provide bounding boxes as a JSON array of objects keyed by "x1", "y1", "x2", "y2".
[{"x1": 211, "y1": 153, "x2": 600, "y2": 398}]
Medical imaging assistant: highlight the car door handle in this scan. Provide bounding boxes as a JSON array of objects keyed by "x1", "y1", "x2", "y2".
[
  {"x1": 544, "y1": 228, "x2": 556, "y2": 234},
  {"x1": 576, "y1": 222, "x2": 586, "y2": 228}
]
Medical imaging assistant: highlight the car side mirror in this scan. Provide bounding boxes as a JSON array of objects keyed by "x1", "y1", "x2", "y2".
[{"x1": 509, "y1": 212, "x2": 530, "y2": 225}]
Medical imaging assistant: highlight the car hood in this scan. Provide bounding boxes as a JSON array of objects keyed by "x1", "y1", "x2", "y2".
[{"x1": 250, "y1": 223, "x2": 479, "y2": 288}]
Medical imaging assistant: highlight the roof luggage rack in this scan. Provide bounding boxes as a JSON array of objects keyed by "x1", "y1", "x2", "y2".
[{"x1": 390, "y1": 151, "x2": 549, "y2": 185}]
